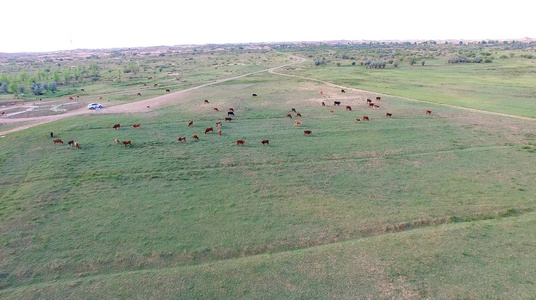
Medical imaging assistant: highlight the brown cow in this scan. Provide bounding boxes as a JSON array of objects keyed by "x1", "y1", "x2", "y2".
[
  {"x1": 188, "y1": 121, "x2": 194, "y2": 127},
  {"x1": 74, "y1": 142, "x2": 80, "y2": 149},
  {"x1": 122, "y1": 140, "x2": 132, "y2": 147},
  {"x1": 205, "y1": 127, "x2": 214, "y2": 134},
  {"x1": 215, "y1": 122, "x2": 222, "y2": 127},
  {"x1": 286, "y1": 113, "x2": 292, "y2": 118},
  {"x1": 192, "y1": 134, "x2": 199, "y2": 140},
  {"x1": 147, "y1": 106, "x2": 151, "y2": 109},
  {"x1": 373, "y1": 105, "x2": 380, "y2": 109},
  {"x1": 178, "y1": 137, "x2": 186, "y2": 142},
  {"x1": 68, "y1": 140, "x2": 74, "y2": 146},
  {"x1": 113, "y1": 124, "x2": 120, "y2": 129},
  {"x1": 386, "y1": 113, "x2": 392, "y2": 117},
  {"x1": 1, "y1": 111, "x2": 5, "y2": 117},
  {"x1": 363, "y1": 116, "x2": 370, "y2": 121},
  {"x1": 367, "y1": 99, "x2": 372, "y2": 103},
  {"x1": 204, "y1": 99, "x2": 209, "y2": 104},
  {"x1": 133, "y1": 124, "x2": 141, "y2": 128},
  {"x1": 225, "y1": 117, "x2": 232, "y2": 122},
  {"x1": 355, "y1": 118, "x2": 361, "y2": 122},
  {"x1": 166, "y1": 89, "x2": 170, "y2": 93},
  {"x1": 295, "y1": 120, "x2": 301, "y2": 125},
  {"x1": 368, "y1": 103, "x2": 374, "y2": 107},
  {"x1": 262, "y1": 139, "x2": 270, "y2": 145},
  {"x1": 376, "y1": 96, "x2": 381, "y2": 101},
  {"x1": 154, "y1": 84, "x2": 158, "y2": 87},
  {"x1": 144, "y1": 83, "x2": 147, "y2": 86},
  {"x1": 303, "y1": 130, "x2": 312, "y2": 135},
  {"x1": 426, "y1": 110, "x2": 432, "y2": 115},
  {"x1": 53, "y1": 139, "x2": 64, "y2": 144},
  {"x1": 218, "y1": 129, "x2": 222, "y2": 136},
  {"x1": 99, "y1": 96, "x2": 103, "y2": 100},
  {"x1": 329, "y1": 110, "x2": 334, "y2": 113},
  {"x1": 69, "y1": 97, "x2": 74, "y2": 100},
  {"x1": 296, "y1": 113, "x2": 302, "y2": 117},
  {"x1": 236, "y1": 140, "x2": 245, "y2": 146},
  {"x1": 229, "y1": 108, "x2": 234, "y2": 112},
  {"x1": 334, "y1": 101, "x2": 341, "y2": 106},
  {"x1": 214, "y1": 107, "x2": 219, "y2": 111},
  {"x1": 81, "y1": 89, "x2": 85, "y2": 92},
  {"x1": 137, "y1": 93, "x2": 141, "y2": 96},
  {"x1": 345, "y1": 106, "x2": 352, "y2": 111}
]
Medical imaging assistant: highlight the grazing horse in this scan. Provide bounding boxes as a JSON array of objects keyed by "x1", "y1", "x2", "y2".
[
  {"x1": 303, "y1": 130, "x2": 312, "y2": 135},
  {"x1": 341, "y1": 89, "x2": 345, "y2": 93},
  {"x1": 137, "y1": 93, "x2": 141, "y2": 96},
  {"x1": 113, "y1": 124, "x2": 120, "y2": 129},
  {"x1": 386, "y1": 113, "x2": 392, "y2": 117},
  {"x1": 69, "y1": 97, "x2": 74, "y2": 100},
  {"x1": 68, "y1": 140, "x2": 74, "y2": 146},
  {"x1": 363, "y1": 116, "x2": 370, "y2": 121},
  {"x1": 286, "y1": 113, "x2": 292, "y2": 118},
  {"x1": 192, "y1": 134, "x2": 199, "y2": 140},
  {"x1": 166, "y1": 89, "x2": 170, "y2": 93},
  {"x1": 262, "y1": 139, "x2": 270, "y2": 145},
  {"x1": 252, "y1": 94, "x2": 257, "y2": 97},
  {"x1": 74, "y1": 142, "x2": 80, "y2": 149},
  {"x1": 295, "y1": 120, "x2": 301, "y2": 125},
  {"x1": 178, "y1": 137, "x2": 186, "y2": 142},
  {"x1": 345, "y1": 106, "x2": 352, "y2": 111},
  {"x1": 53, "y1": 139, "x2": 64, "y2": 144},
  {"x1": 122, "y1": 140, "x2": 132, "y2": 147},
  {"x1": 215, "y1": 122, "x2": 222, "y2": 127},
  {"x1": 188, "y1": 121, "x2": 194, "y2": 127},
  {"x1": 426, "y1": 110, "x2": 432, "y2": 115},
  {"x1": 334, "y1": 101, "x2": 341, "y2": 106},
  {"x1": 205, "y1": 127, "x2": 214, "y2": 134},
  {"x1": 376, "y1": 96, "x2": 381, "y2": 101},
  {"x1": 133, "y1": 124, "x2": 141, "y2": 128},
  {"x1": 225, "y1": 117, "x2": 232, "y2": 122},
  {"x1": 227, "y1": 111, "x2": 234, "y2": 116},
  {"x1": 321, "y1": 102, "x2": 325, "y2": 106},
  {"x1": 236, "y1": 140, "x2": 245, "y2": 146},
  {"x1": 204, "y1": 99, "x2": 209, "y2": 103}
]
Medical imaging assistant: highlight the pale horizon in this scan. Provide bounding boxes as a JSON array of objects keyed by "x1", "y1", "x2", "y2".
[{"x1": 3, "y1": 0, "x2": 535, "y2": 53}]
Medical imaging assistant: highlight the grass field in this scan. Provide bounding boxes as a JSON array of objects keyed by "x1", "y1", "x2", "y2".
[{"x1": 1, "y1": 45, "x2": 536, "y2": 298}]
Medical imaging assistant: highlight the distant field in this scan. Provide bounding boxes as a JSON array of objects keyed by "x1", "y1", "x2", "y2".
[{"x1": 1, "y1": 44, "x2": 536, "y2": 298}]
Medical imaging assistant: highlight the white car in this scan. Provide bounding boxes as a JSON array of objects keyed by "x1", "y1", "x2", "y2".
[{"x1": 88, "y1": 103, "x2": 103, "y2": 109}]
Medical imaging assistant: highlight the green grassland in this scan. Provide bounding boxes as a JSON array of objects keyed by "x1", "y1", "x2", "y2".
[{"x1": 1, "y1": 44, "x2": 536, "y2": 298}]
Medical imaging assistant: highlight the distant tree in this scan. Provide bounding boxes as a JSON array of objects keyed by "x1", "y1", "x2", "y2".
[
  {"x1": 18, "y1": 83, "x2": 25, "y2": 94},
  {"x1": 410, "y1": 58, "x2": 416, "y2": 65},
  {"x1": 0, "y1": 82, "x2": 8, "y2": 93},
  {"x1": 9, "y1": 81, "x2": 18, "y2": 94},
  {"x1": 48, "y1": 82, "x2": 58, "y2": 93},
  {"x1": 31, "y1": 82, "x2": 44, "y2": 95},
  {"x1": 52, "y1": 71, "x2": 60, "y2": 82}
]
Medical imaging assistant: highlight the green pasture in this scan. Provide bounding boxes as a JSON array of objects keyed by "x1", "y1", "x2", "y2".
[
  {"x1": 279, "y1": 47, "x2": 536, "y2": 118},
  {"x1": 1, "y1": 48, "x2": 536, "y2": 298}
]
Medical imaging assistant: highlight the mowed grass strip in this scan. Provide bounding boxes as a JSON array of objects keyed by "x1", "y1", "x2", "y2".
[{"x1": 1, "y1": 73, "x2": 535, "y2": 293}]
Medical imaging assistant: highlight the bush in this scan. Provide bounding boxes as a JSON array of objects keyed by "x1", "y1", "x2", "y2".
[{"x1": 484, "y1": 59, "x2": 493, "y2": 63}]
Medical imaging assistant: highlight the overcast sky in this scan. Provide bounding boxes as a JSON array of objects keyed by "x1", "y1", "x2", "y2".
[{"x1": 3, "y1": 0, "x2": 535, "y2": 53}]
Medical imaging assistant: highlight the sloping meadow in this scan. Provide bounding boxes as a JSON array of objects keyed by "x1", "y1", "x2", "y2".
[{"x1": 1, "y1": 72, "x2": 536, "y2": 297}]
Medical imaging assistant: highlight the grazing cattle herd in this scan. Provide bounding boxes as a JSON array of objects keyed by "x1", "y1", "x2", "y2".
[{"x1": 43, "y1": 87, "x2": 437, "y2": 153}]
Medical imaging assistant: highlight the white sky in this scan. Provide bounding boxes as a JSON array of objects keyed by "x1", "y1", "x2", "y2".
[{"x1": 2, "y1": 0, "x2": 535, "y2": 53}]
